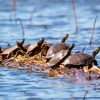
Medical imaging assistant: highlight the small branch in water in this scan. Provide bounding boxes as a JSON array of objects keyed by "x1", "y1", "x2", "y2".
[
  {"x1": 83, "y1": 90, "x2": 88, "y2": 100},
  {"x1": 16, "y1": 17, "x2": 25, "y2": 39},
  {"x1": 89, "y1": 16, "x2": 97, "y2": 45},
  {"x1": 29, "y1": 8, "x2": 36, "y2": 24},
  {"x1": 10, "y1": 0, "x2": 16, "y2": 21},
  {"x1": 82, "y1": 44, "x2": 86, "y2": 52},
  {"x1": 72, "y1": 0, "x2": 78, "y2": 34}
]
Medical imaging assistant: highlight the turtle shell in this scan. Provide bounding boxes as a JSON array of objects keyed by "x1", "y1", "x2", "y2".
[
  {"x1": 27, "y1": 38, "x2": 44, "y2": 56},
  {"x1": 27, "y1": 43, "x2": 37, "y2": 53},
  {"x1": 47, "y1": 50, "x2": 69, "y2": 67},
  {"x1": 2, "y1": 45, "x2": 18, "y2": 55},
  {"x1": 27, "y1": 43, "x2": 42, "y2": 56},
  {"x1": 62, "y1": 52, "x2": 94, "y2": 67},
  {"x1": 46, "y1": 43, "x2": 69, "y2": 60}
]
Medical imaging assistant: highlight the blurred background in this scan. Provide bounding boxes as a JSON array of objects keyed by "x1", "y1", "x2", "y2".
[
  {"x1": 0, "y1": 0, "x2": 100, "y2": 99},
  {"x1": 0, "y1": 0, "x2": 100, "y2": 46}
]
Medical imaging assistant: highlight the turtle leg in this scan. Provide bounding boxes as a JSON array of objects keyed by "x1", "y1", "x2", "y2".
[
  {"x1": 37, "y1": 53, "x2": 42, "y2": 61},
  {"x1": 87, "y1": 62, "x2": 93, "y2": 73},
  {"x1": 28, "y1": 52, "x2": 33, "y2": 57},
  {"x1": 7, "y1": 53, "x2": 12, "y2": 58},
  {"x1": 14, "y1": 50, "x2": 22, "y2": 57},
  {"x1": 93, "y1": 60, "x2": 98, "y2": 66},
  {"x1": 46, "y1": 58, "x2": 50, "y2": 62}
]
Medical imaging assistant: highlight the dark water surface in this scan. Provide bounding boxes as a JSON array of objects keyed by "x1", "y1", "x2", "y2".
[{"x1": 0, "y1": 0, "x2": 100, "y2": 100}]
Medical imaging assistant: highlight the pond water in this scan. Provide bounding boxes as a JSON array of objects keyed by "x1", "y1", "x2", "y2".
[{"x1": 0, "y1": 0, "x2": 100, "y2": 100}]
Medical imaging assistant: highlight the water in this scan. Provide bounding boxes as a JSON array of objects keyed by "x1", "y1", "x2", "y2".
[{"x1": 0, "y1": 0, "x2": 100, "y2": 99}]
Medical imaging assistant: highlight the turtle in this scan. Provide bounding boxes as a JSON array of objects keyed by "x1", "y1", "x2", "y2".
[
  {"x1": 46, "y1": 34, "x2": 69, "y2": 61},
  {"x1": 2, "y1": 38, "x2": 25, "y2": 59},
  {"x1": 25, "y1": 38, "x2": 44, "y2": 57},
  {"x1": 15, "y1": 42, "x2": 29, "y2": 56},
  {"x1": 61, "y1": 47, "x2": 100, "y2": 69},
  {"x1": 16, "y1": 38, "x2": 44, "y2": 59},
  {"x1": 47, "y1": 44, "x2": 75, "y2": 70}
]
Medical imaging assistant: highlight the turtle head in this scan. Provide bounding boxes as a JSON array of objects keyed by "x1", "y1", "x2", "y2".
[
  {"x1": 16, "y1": 41, "x2": 27, "y2": 52},
  {"x1": 69, "y1": 44, "x2": 75, "y2": 51},
  {"x1": 92, "y1": 47, "x2": 100, "y2": 58},
  {"x1": 66, "y1": 44, "x2": 74, "y2": 56},
  {"x1": 61, "y1": 34, "x2": 69, "y2": 43},
  {"x1": 37, "y1": 38, "x2": 44, "y2": 46},
  {"x1": 18, "y1": 38, "x2": 25, "y2": 45}
]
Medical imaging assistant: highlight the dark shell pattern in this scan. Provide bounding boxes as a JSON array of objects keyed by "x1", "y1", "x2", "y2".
[
  {"x1": 47, "y1": 50, "x2": 69, "y2": 67},
  {"x1": 62, "y1": 52, "x2": 94, "y2": 66},
  {"x1": 46, "y1": 43, "x2": 69, "y2": 59}
]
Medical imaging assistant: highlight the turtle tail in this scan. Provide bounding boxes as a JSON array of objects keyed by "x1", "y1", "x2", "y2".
[
  {"x1": 92, "y1": 47, "x2": 100, "y2": 58},
  {"x1": 61, "y1": 34, "x2": 69, "y2": 43}
]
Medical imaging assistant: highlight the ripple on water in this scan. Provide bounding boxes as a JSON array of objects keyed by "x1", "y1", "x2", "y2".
[{"x1": 0, "y1": 0, "x2": 100, "y2": 99}]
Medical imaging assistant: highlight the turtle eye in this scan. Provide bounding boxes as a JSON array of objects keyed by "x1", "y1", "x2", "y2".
[{"x1": 38, "y1": 38, "x2": 44, "y2": 45}]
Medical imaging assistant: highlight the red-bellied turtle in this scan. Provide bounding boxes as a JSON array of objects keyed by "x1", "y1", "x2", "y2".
[
  {"x1": 46, "y1": 34, "x2": 69, "y2": 61},
  {"x1": 62, "y1": 47, "x2": 100, "y2": 69},
  {"x1": 2, "y1": 39, "x2": 25, "y2": 59},
  {"x1": 47, "y1": 44, "x2": 75, "y2": 70}
]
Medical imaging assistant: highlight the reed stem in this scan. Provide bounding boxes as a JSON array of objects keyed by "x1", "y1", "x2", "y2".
[
  {"x1": 89, "y1": 16, "x2": 97, "y2": 45},
  {"x1": 10, "y1": 0, "x2": 16, "y2": 21},
  {"x1": 83, "y1": 90, "x2": 88, "y2": 100},
  {"x1": 72, "y1": 0, "x2": 78, "y2": 34},
  {"x1": 16, "y1": 18, "x2": 25, "y2": 39}
]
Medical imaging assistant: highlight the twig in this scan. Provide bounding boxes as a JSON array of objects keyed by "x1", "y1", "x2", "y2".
[
  {"x1": 29, "y1": 8, "x2": 36, "y2": 24},
  {"x1": 82, "y1": 44, "x2": 86, "y2": 52},
  {"x1": 72, "y1": 0, "x2": 78, "y2": 34},
  {"x1": 16, "y1": 17, "x2": 25, "y2": 39},
  {"x1": 83, "y1": 90, "x2": 88, "y2": 100},
  {"x1": 89, "y1": 16, "x2": 97, "y2": 45}
]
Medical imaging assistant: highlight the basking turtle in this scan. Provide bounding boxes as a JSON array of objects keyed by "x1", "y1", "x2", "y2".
[
  {"x1": 15, "y1": 42, "x2": 29, "y2": 56},
  {"x1": 26, "y1": 38, "x2": 44, "y2": 57},
  {"x1": 47, "y1": 44, "x2": 74, "y2": 70},
  {"x1": 2, "y1": 39, "x2": 25, "y2": 59},
  {"x1": 16, "y1": 38, "x2": 44, "y2": 58},
  {"x1": 16, "y1": 42, "x2": 28, "y2": 53},
  {"x1": 62, "y1": 47, "x2": 100, "y2": 69},
  {"x1": 46, "y1": 34, "x2": 69, "y2": 61}
]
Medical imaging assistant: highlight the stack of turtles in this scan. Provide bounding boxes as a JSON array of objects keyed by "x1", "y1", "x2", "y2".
[
  {"x1": 46, "y1": 34, "x2": 70, "y2": 61},
  {"x1": 48, "y1": 45, "x2": 100, "y2": 73},
  {"x1": 0, "y1": 34, "x2": 100, "y2": 77}
]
